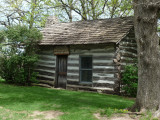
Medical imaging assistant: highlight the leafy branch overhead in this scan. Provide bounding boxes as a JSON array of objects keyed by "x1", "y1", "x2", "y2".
[
  {"x1": 0, "y1": 0, "x2": 54, "y2": 28},
  {"x1": 0, "y1": 25, "x2": 42, "y2": 53},
  {"x1": 0, "y1": 0, "x2": 133, "y2": 27},
  {"x1": 54, "y1": 0, "x2": 133, "y2": 21}
]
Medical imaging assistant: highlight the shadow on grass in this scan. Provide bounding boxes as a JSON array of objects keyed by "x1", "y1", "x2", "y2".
[{"x1": 0, "y1": 83, "x2": 134, "y2": 113}]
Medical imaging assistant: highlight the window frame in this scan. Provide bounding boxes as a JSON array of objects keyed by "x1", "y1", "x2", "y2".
[{"x1": 79, "y1": 55, "x2": 93, "y2": 83}]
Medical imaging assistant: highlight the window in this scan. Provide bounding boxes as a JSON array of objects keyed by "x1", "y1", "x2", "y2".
[{"x1": 80, "y1": 56, "x2": 92, "y2": 82}]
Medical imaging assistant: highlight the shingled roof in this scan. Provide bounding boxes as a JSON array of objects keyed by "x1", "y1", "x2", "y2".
[{"x1": 40, "y1": 17, "x2": 134, "y2": 45}]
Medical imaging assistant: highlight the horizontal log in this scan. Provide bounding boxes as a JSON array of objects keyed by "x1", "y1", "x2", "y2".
[
  {"x1": 93, "y1": 53, "x2": 115, "y2": 56},
  {"x1": 35, "y1": 69, "x2": 55, "y2": 76},
  {"x1": 119, "y1": 42, "x2": 137, "y2": 47},
  {"x1": 67, "y1": 81, "x2": 93, "y2": 87},
  {"x1": 36, "y1": 64, "x2": 55, "y2": 68},
  {"x1": 36, "y1": 61, "x2": 55, "y2": 66},
  {"x1": 67, "y1": 80, "x2": 79, "y2": 85},
  {"x1": 70, "y1": 51, "x2": 115, "y2": 55},
  {"x1": 119, "y1": 47, "x2": 137, "y2": 54},
  {"x1": 66, "y1": 84, "x2": 114, "y2": 91},
  {"x1": 38, "y1": 55, "x2": 56, "y2": 61},
  {"x1": 67, "y1": 69, "x2": 79, "y2": 73},
  {"x1": 67, "y1": 78, "x2": 79, "y2": 82},
  {"x1": 93, "y1": 66, "x2": 115, "y2": 69},
  {"x1": 93, "y1": 68, "x2": 118, "y2": 73},
  {"x1": 93, "y1": 60, "x2": 113, "y2": 63},
  {"x1": 69, "y1": 56, "x2": 113, "y2": 63},
  {"x1": 38, "y1": 74, "x2": 54, "y2": 79},
  {"x1": 68, "y1": 58, "x2": 79, "y2": 64},
  {"x1": 93, "y1": 56, "x2": 115, "y2": 60},
  {"x1": 68, "y1": 66, "x2": 79, "y2": 70},
  {"x1": 93, "y1": 63, "x2": 117, "y2": 66},
  {"x1": 35, "y1": 69, "x2": 55, "y2": 73},
  {"x1": 71, "y1": 48, "x2": 115, "y2": 54},
  {"x1": 93, "y1": 80, "x2": 115, "y2": 84},
  {"x1": 68, "y1": 59, "x2": 116, "y2": 66},
  {"x1": 68, "y1": 69, "x2": 117, "y2": 74},
  {"x1": 93, "y1": 73, "x2": 114, "y2": 78},
  {"x1": 37, "y1": 75, "x2": 54, "y2": 81},
  {"x1": 33, "y1": 83, "x2": 52, "y2": 88},
  {"x1": 68, "y1": 55, "x2": 79, "y2": 58},
  {"x1": 68, "y1": 63, "x2": 79, "y2": 67},
  {"x1": 120, "y1": 57, "x2": 137, "y2": 63},
  {"x1": 119, "y1": 46, "x2": 137, "y2": 50},
  {"x1": 37, "y1": 60, "x2": 55, "y2": 64},
  {"x1": 93, "y1": 76, "x2": 117, "y2": 81},
  {"x1": 120, "y1": 51, "x2": 137, "y2": 58},
  {"x1": 90, "y1": 48, "x2": 115, "y2": 52},
  {"x1": 67, "y1": 74, "x2": 79, "y2": 79},
  {"x1": 36, "y1": 65, "x2": 55, "y2": 71},
  {"x1": 38, "y1": 80, "x2": 54, "y2": 86},
  {"x1": 67, "y1": 73, "x2": 79, "y2": 76},
  {"x1": 93, "y1": 83, "x2": 115, "y2": 88},
  {"x1": 68, "y1": 58, "x2": 79, "y2": 61}
]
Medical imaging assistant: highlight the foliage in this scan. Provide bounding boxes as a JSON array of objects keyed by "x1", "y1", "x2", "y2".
[
  {"x1": 121, "y1": 64, "x2": 138, "y2": 97},
  {"x1": 0, "y1": 0, "x2": 133, "y2": 26},
  {"x1": 101, "y1": 108, "x2": 128, "y2": 117},
  {"x1": 0, "y1": 83, "x2": 134, "y2": 120},
  {"x1": 0, "y1": 76, "x2": 5, "y2": 82},
  {"x1": 0, "y1": 25, "x2": 42, "y2": 85},
  {"x1": 0, "y1": 0, "x2": 53, "y2": 28},
  {"x1": 51, "y1": 0, "x2": 133, "y2": 22},
  {"x1": 0, "y1": 55, "x2": 38, "y2": 85}
]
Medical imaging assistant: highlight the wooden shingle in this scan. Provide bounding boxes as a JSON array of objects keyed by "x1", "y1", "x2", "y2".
[{"x1": 40, "y1": 17, "x2": 134, "y2": 45}]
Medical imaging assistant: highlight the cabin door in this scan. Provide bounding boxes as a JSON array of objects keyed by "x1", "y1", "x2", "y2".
[{"x1": 56, "y1": 55, "x2": 67, "y2": 88}]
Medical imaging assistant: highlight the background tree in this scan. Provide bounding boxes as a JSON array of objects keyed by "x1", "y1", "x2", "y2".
[
  {"x1": 133, "y1": 0, "x2": 160, "y2": 116},
  {"x1": 50, "y1": 0, "x2": 133, "y2": 22},
  {"x1": 0, "y1": 0, "x2": 53, "y2": 28},
  {"x1": 0, "y1": 25, "x2": 42, "y2": 85}
]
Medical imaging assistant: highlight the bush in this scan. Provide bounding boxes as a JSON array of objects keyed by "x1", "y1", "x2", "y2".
[
  {"x1": 121, "y1": 64, "x2": 138, "y2": 97},
  {"x1": 0, "y1": 25, "x2": 42, "y2": 85},
  {"x1": 0, "y1": 54, "x2": 38, "y2": 85}
]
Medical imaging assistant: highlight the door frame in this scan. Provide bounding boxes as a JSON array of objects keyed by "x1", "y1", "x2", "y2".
[{"x1": 55, "y1": 55, "x2": 68, "y2": 88}]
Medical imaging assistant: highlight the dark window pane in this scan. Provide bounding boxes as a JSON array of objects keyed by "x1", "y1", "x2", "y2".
[
  {"x1": 81, "y1": 57, "x2": 92, "y2": 69},
  {"x1": 81, "y1": 70, "x2": 92, "y2": 82}
]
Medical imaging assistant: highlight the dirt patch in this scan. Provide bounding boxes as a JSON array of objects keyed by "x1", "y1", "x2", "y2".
[
  {"x1": 94, "y1": 113, "x2": 139, "y2": 120},
  {"x1": 30, "y1": 110, "x2": 64, "y2": 120}
]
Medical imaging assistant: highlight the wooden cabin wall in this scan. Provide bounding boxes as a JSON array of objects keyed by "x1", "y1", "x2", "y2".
[
  {"x1": 35, "y1": 46, "x2": 56, "y2": 87},
  {"x1": 118, "y1": 28, "x2": 137, "y2": 71},
  {"x1": 115, "y1": 28, "x2": 137, "y2": 92},
  {"x1": 67, "y1": 44, "x2": 119, "y2": 93}
]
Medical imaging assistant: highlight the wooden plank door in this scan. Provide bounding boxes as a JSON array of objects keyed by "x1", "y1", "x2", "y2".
[{"x1": 56, "y1": 55, "x2": 67, "y2": 88}]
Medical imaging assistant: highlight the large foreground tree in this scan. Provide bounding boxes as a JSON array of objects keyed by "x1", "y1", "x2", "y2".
[{"x1": 133, "y1": 0, "x2": 160, "y2": 115}]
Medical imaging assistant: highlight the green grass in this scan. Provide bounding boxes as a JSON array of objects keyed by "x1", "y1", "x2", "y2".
[{"x1": 0, "y1": 83, "x2": 134, "y2": 120}]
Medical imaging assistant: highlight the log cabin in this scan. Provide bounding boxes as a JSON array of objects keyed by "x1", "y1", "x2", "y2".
[{"x1": 35, "y1": 16, "x2": 137, "y2": 94}]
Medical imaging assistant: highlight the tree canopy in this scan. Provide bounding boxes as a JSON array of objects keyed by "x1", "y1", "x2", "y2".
[{"x1": 0, "y1": 0, "x2": 133, "y2": 27}]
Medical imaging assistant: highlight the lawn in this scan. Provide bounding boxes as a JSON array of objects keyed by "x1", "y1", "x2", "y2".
[{"x1": 0, "y1": 83, "x2": 134, "y2": 120}]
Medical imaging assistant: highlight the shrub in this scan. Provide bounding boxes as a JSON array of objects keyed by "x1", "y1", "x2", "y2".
[
  {"x1": 121, "y1": 64, "x2": 138, "y2": 97},
  {"x1": 0, "y1": 25, "x2": 42, "y2": 85},
  {"x1": 0, "y1": 54, "x2": 38, "y2": 85}
]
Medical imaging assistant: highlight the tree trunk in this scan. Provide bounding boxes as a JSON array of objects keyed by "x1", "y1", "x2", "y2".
[{"x1": 133, "y1": 0, "x2": 160, "y2": 111}]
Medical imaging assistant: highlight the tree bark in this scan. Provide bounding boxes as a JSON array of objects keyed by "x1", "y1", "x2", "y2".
[{"x1": 133, "y1": 0, "x2": 160, "y2": 111}]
